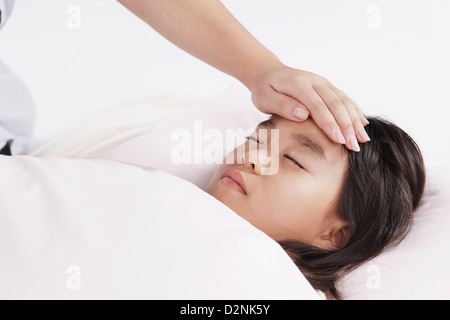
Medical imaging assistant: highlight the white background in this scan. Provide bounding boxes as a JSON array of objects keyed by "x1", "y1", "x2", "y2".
[{"x1": 0, "y1": 0, "x2": 449, "y2": 165}]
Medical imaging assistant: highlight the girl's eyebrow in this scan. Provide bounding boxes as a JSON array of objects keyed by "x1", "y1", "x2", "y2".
[
  {"x1": 256, "y1": 118, "x2": 327, "y2": 162},
  {"x1": 290, "y1": 133, "x2": 327, "y2": 162}
]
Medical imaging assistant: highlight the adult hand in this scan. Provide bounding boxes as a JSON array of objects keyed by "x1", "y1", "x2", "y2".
[
  {"x1": 250, "y1": 65, "x2": 370, "y2": 152},
  {"x1": 117, "y1": 0, "x2": 369, "y2": 151}
]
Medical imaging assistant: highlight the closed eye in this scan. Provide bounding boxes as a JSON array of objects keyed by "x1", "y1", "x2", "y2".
[
  {"x1": 284, "y1": 154, "x2": 304, "y2": 170},
  {"x1": 245, "y1": 135, "x2": 263, "y2": 145}
]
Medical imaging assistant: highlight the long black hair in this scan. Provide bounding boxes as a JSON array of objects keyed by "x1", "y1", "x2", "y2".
[{"x1": 278, "y1": 116, "x2": 426, "y2": 299}]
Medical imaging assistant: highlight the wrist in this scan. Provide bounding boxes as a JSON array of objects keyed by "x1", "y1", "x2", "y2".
[{"x1": 237, "y1": 54, "x2": 284, "y2": 91}]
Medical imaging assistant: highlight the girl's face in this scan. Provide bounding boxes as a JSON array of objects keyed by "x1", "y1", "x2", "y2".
[{"x1": 208, "y1": 116, "x2": 350, "y2": 251}]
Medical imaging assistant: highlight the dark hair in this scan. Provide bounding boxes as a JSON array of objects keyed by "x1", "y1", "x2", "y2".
[{"x1": 278, "y1": 116, "x2": 426, "y2": 299}]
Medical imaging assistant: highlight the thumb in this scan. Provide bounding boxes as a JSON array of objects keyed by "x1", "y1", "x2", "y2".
[
  {"x1": 256, "y1": 88, "x2": 309, "y2": 122},
  {"x1": 290, "y1": 103, "x2": 310, "y2": 122}
]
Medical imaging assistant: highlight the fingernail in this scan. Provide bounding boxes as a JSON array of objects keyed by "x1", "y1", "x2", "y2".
[
  {"x1": 292, "y1": 106, "x2": 309, "y2": 121},
  {"x1": 334, "y1": 129, "x2": 346, "y2": 144},
  {"x1": 359, "y1": 113, "x2": 370, "y2": 126},
  {"x1": 357, "y1": 127, "x2": 371, "y2": 142},
  {"x1": 347, "y1": 134, "x2": 360, "y2": 152}
]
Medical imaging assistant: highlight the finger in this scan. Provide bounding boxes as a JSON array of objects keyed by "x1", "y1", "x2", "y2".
[
  {"x1": 327, "y1": 82, "x2": 370, "y2": 126},
  {"x1": 341, "y1": 97, "x2": 371, "y2": 144},
  {"x1": 253, "y1": 86, "x2": 310, "y2": 122},
  {"x1": 325, "y1": 82, "x2": 371, "y2": 142},
  {"x1": 295, "y1": 86, "x2": 348, "y2": 145},
  {"x1": 312, "y1": 85, "x2": 361, "y2": 151},
  {"x1": 269, "y1": 77, "x2": 350, "y2": 145}
]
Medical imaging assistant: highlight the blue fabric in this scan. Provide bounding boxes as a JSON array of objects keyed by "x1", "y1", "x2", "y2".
[
  {"x1": 0, "y1": 1, "x2": 35, "y2": 155},
  {"x1": 0, "y1": 0, "x2": 15, "y2": 30},
  {"x1": 0, "y1": 59, "x2": 35, "y2": 155}
]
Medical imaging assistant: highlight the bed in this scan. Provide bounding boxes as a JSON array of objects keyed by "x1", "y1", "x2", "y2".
[{"x1": 1, "y1": 83, "x2": 449, "y2": 299}]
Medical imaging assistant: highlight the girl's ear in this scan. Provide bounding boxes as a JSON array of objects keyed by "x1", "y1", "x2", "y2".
[
  {"x1": 317, "y1": 225, "x2": 351, "y2": 251},
  {"x1": 331, "y1": 225, "x2": 351, "y2": 250}
]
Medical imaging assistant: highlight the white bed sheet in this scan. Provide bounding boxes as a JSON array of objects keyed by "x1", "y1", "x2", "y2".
[{"x1": 0, "y1": 154, "x2": 319, "y2": 299}]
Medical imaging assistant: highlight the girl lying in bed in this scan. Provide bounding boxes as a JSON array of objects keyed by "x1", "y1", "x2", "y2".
[
  {"x1": 0, "y1": 110, "x2": 425, "y2": 300},
  {"x1": 208, "y1": 114, "x2": 426, "y2": 299}
]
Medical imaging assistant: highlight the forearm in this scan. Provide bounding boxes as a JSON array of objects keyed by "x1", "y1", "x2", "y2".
[{"x1": 117, "y1": 0, "x2": 282, "y2": 89}]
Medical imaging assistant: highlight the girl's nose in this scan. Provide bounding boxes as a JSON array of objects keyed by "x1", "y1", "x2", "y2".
[{"x1": 240, "y1": 147, "x2": 278, "y2": 175}]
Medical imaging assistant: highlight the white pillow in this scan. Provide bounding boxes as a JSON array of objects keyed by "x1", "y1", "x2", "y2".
[
  {"x1": 101, "y1": 82, "x2": 450, "y2": 299},
  {"x1": 100, "y1": 82, "x2": 268, "y2": 191},
  {"x1": 338, "y1": 164, "x2": 450, "y2": 299},
  {"x1": 28, "y1": 95, "x2": 202, "y2": 159}
]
